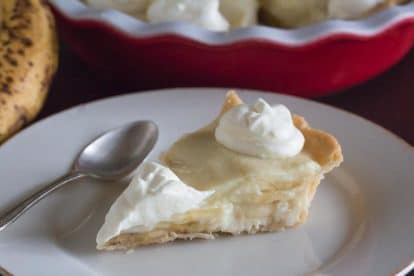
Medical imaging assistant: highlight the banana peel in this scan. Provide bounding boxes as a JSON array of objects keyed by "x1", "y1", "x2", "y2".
[{"x1": 0, "y1": 0, "x2": 58, "y2": 143}]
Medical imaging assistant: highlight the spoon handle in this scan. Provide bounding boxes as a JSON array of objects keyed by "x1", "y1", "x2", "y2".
[{"x1": 0, "y1": 172, "x2": 86, "y2": 232}]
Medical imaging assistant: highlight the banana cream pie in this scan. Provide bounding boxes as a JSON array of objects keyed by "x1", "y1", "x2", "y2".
[{"x1": 97, "y1": 91, "x2": 343, "y2": 250}]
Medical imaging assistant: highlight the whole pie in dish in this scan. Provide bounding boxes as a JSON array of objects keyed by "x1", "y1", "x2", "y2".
[{"x1": 96, "y1": 91, "x2": 343, "y2": 250}]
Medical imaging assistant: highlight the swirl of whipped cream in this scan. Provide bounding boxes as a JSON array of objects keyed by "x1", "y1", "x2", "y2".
[
  {"x1": 147, "y1": 0, "x2": 229, "y2": 31},
  {"x1": 215, "y1": 98, "x2": 304, "y2": 158}
]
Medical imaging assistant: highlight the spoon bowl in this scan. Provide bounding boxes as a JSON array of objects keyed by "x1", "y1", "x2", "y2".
[{"x1": 75, "y1": 121, "x2": 158, "y2": 180}]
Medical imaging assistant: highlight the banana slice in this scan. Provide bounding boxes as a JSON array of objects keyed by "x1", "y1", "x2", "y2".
[
  {"x1": 260, "y1": 0, "x2": 408, "y2": 28},
  {"x1": 84, "y1": 0, "x2": 152, "y2": 20},
  {"x1": 328, "y1": 0, "x2": 404, "y2": 19},
  {"x1": 260, "y1": 0, "x2": 329, "y2": 28},
  {"x1": 0, "y1": 0, "x2": 58, "y2": 143},
  {"x1": 220, "y1": 0, "x2": 258, "y2": 28}
]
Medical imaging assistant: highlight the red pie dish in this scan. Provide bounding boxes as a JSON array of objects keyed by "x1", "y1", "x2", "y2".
[{"x1": 49, "y1": 0, "x2": 414, "y2": 97}]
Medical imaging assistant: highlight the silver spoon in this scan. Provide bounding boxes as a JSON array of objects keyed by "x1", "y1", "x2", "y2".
[{"x1": 0, "y1": 120, "x2": 158, "y2": 232}]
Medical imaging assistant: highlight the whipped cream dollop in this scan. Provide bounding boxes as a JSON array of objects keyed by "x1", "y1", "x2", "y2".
[
  {"x1": 215, "y1": 98, "x2": 304, "y2": 158},
  {"x1": 328, "y1": 0, "x2": 384, "y2": 19},
  {"x1": 147, "y1": 0, "x2": 229, "y2": 31},
  {"x1": 96, "y1": 162, "x2": 213, "y2": 247}
]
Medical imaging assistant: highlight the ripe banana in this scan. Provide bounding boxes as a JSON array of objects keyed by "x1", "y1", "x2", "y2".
[{"x1": 0, "y1": 0, "x2": 58, "y2": 143}]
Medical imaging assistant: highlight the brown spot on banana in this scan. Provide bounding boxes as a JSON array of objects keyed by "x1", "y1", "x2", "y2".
[{"x1": 0, "y1": 0, "x2": 58, "y2": 144}]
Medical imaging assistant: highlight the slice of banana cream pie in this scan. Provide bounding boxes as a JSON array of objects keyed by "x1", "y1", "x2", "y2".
[{"x1": 97, "y1": 91, "x2": 343, "y2": 250}]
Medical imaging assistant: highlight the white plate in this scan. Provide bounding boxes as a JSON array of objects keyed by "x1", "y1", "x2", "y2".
[{"x1": 0, "y1": 88, "x2": 413, "y2": 276}]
